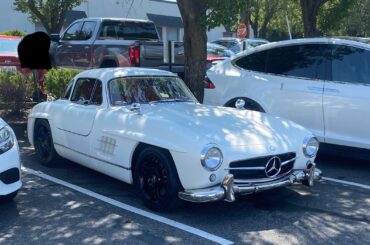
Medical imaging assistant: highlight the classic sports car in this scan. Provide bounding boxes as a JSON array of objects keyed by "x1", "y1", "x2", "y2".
[
  {"x1": 28, "y1": 68, "x2": 321, "y2": 211},
  {"x1": 0, "y1": 118, "x2": 22, "y2": 201}
]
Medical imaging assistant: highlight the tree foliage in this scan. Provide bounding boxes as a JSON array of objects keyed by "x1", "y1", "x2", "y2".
[{"x1": 13, "y1": 0, "x2": 86, "y2": 34}]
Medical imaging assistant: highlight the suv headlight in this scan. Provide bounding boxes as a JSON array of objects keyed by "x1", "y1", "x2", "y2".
[
  {"x1": 200, "y1": 144, "x2": 223, "y2": 171},
  {"x1": 0, "y1": 125, "x2": 15, "y2": 154},
  {"x1": 303, "y1": 135, "x2": 319, "y2": 158}
]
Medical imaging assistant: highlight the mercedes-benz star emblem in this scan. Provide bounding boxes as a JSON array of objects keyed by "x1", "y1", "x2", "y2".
[{"x1": 265, "y1": 156, "x2": 282, "y2": 178}]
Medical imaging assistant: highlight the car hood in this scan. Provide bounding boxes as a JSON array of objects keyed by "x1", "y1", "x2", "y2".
[{"x1": 140, "y1": 102, "x2": 308, "y2": 149}]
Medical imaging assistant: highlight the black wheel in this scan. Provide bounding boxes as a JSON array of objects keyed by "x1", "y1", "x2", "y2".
[
  {"x1": 226, "y1": 98, "x2": 265, "y2": 112},
  {"x1": 0, "y1": 191, "x2": 18, "y2": 201},
  {"x1": 34, "y1": 120, "x2": 61, "y2": 166},
  {"x1": 134, "y1": 147, "x2": 183, "y2": 211}
]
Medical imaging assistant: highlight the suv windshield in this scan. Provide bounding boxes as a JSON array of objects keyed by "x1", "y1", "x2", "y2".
[{"x1": 109, "y1": 76, "x2": 197, "y2": 105}]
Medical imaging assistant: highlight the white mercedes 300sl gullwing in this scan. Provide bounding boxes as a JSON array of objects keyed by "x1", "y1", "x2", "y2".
[{"x1": 27, "y1": 68, "x2": 321, "y2": 211}]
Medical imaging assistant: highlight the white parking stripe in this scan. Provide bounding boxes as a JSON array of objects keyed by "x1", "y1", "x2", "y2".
[
  {"x1": 322, "y1": 177, "x2": 370, "y2": 190},
  {"x1": 23, "y1": 167, "x2": 233, "y2": 245}
]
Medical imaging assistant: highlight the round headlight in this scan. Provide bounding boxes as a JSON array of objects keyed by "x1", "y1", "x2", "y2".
[
  {"x1": 200, "y1": 144, "x2": 223, "y2": 171},
  {"x1": 0, "y1": 126, "x2": 14, "y2": 154},
  {"x1": 303, "y1": 135, "x2": 319, "y2": 158}
]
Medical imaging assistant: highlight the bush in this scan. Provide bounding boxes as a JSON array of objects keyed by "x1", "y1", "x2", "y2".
[
  {"x1": 0, "y1": 71, "x2": 32, "y2": 115},
  {"x1": 0, "y1": 30, "x2": 26, "y2": 37},
  {"x1": 44, "y1": 68, "x2": 80, "y2": 98}
]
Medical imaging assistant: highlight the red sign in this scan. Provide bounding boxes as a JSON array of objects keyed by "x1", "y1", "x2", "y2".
[{"x1": 237, "y1": 23, "x2": 247, "y2": 38}]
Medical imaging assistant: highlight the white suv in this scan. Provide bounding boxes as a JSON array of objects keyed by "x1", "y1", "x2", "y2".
[
  {"x1": 204, "y1": 38, "x2": 370, "y2": 150},
  {"x1": 0, "y1": 118, "x2": 21, "y2": 201}
]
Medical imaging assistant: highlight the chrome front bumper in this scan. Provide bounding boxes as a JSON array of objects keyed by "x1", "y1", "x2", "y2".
[{"x1": 178, "y1": 165, "x2": 322, "y2": 203}]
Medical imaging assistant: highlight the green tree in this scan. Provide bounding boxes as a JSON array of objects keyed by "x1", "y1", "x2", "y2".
[{"x1": 13, "y1": 0, "x2": 86, "y2": 34}]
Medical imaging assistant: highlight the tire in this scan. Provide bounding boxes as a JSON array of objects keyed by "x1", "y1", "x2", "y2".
[
  {"x1": 134, "y1": 147, "x2": 183, "y2": 211},
  {"x1": 226, "y1": 98, "x2": 265, "y2": 112},
  {"x1": 0, "y1": 191, "x2": 18, "y2": 201},
  {"x1": 34, "y1": 120, "x2": 61, "y2": 166}
]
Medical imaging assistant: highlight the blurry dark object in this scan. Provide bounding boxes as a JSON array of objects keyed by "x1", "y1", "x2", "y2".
[{"x1": 17, "y1": 32, "x2": 51, "y2": 69}]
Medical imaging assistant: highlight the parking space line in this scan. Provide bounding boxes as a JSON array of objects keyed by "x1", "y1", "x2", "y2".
[
  {"x1": 22, "y1": 167, "x2": 233, "y2": 245},
  {"x1": 322, "y1": 177, "x2": 370, "y2": 190}
]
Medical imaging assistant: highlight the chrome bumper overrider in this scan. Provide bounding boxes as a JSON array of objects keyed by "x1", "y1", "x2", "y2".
[{"x1": 178, "y1": 165, "x2": 322, "y2": 203}]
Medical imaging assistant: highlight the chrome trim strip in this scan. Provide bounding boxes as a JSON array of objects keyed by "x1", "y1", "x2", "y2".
[
  {"x1": 54, "y1": 142, "x2": 131, "y2": 170},
  {"x1": 281, "y1": 157, "x2": 297, "y2": 166},
  {"x1": 225, "y1": 166, "x2": 265, "y2": 170},
  {"x1": 233, "y1": 170, "x2": 294, "y2": 184}
]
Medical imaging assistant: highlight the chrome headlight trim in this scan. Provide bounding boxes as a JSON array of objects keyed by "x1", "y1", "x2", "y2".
[
  {"x1": 200, "y1": 144, "x2": 223, "y2": 171},
  {"x1": 0, "y1": 125, "x2": 15, "y2": 154},
  {"x1": 303, "y1": 135, "x2": 319, "y2": 158}
]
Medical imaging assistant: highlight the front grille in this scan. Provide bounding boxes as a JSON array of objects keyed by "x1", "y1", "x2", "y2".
[
  {"x1": 0, "y1": 168, "x2": 20, "y2": 184},
  {"x1": 229, "y1": 152, "x2": 296, "y2": 181}
]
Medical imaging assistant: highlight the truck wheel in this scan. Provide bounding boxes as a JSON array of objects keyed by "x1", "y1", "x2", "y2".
[
  {"x1": 34, "y1": 120, "x2": 61, "y2": 166},
  {"x1": 134, "y1": 147, "x2": 183, "y2": 211}
]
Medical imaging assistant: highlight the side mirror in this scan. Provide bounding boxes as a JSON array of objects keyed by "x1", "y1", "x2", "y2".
[
  {"x1": 50, "y1": 34, "x2": 60, "y2": 43},
  {"x1": 235, "y1": 99, "x2": 245, "y2": 110}
]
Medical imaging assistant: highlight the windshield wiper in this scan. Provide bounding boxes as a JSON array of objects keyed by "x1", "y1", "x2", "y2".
[{"x1": 150, "y1": 98, "x2": 193, "y2": 104}]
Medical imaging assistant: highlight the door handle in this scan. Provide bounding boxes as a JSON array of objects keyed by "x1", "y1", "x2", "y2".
[
  {"x1": 84, "y1": 46, "x2": 90, "y2": 49},
  {"x1": 307, "y1": 86, "x2": 323, "y2": 92},
  {"x1": 324, "y1": 88, "x2": 340, "y2": 93},
  {"x1": 67, "y1": 45, "x2": 73, "y2": 48}
]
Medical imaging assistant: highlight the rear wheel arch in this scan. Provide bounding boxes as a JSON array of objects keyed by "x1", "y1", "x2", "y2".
[{"x1": 224, "y1": 97, "x2": 265, "y2": 112}]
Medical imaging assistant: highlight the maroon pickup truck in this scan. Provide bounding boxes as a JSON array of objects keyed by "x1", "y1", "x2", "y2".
[{"x1": 50, "y1": 17, "x2": 184, "y2": 75}]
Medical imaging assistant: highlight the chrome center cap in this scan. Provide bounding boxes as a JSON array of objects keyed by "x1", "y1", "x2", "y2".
[{"x1": 265, "y1": 156, "x2": 282, "y2": 178}]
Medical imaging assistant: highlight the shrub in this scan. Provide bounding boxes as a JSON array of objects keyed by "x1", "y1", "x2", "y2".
[
  {"x1": 0, "y1": 30, "x2": 26, "y2": 37},
  {"x1": 0, "y1": 71, "x2": 32, "y2": 115},
  {"x1": 44, "y1": 68, "x2": 80, "y2": 98}
]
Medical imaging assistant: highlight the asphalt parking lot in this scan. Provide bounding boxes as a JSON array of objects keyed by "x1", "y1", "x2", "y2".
[{"x1": 1, "y1": 133, "x2": 369, "y2": 245}]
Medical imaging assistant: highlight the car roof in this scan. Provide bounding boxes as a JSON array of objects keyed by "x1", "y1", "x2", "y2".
[
  {"x1": 233, "y1": 37, "x2": 370, "y2": 59},
  {"x1": 76, "y1": 68, "x2": 178, "y2": 82},
  {"x1": 75, "y1": 17, "x2": 154, "y2": 24}
]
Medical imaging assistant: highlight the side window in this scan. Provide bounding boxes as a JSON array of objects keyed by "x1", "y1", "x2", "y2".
[
  {"x1": 266, "y1": 44, "x2": 329, "y2": 80},
  {"x1": 91, "y1": 81, "x2": 103, "y2": 105},
  {"x1": 62, "y1": 80, "x2": 74, "y2": 99},
  {"x1": 331, "y1": 45, "x2": 370, "y2": 84},
  {"x1": 62, "y1": 22, "x2": 83, "y2": 41},
  {"x1": 71, "y1": 78, "x2": 96, "y2": 104},
  {"x1": 234, "y1": 50, "x2": 267, "y2": 73},
  {"x1": 80, "y1": 21, "x2": 96, "y2": 40}
]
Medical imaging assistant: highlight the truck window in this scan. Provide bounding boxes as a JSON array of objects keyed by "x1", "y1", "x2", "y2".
[{"x1": 99, "y1": 21, "x2": 158, "y2": 40}]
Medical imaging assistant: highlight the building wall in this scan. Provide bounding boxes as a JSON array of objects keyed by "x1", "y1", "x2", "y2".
[{"x1": 0, "y1": 0, "x2": 225, "y2": 41}]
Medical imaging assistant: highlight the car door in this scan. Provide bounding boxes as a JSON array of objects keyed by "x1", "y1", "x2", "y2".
[
  {"x1": 55, "y1": 21, "x2": 83, "y2": 68},
  {"x1": 70, "y1": 21, "x2": 97, "y2": 69},
  {"x1": 323, "y1": 44, "x2": 370, "y2": 149},
  {"x1": 263, "y1": 44, "x2": 329, "y2": 140},
  {"x1": 54, "y1": 78, "x2": 103, "y2": 155}
]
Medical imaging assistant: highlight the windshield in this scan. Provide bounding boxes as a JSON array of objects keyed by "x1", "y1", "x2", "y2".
[
  {"x1": 207, "y1": 44, "x2": 234, "y2": 57},
  {"x1": 109, "y1": 76, "x2": 197, "y2": 105},
  {"x1": 0, "y1": 39, "x2": 20, "y2": 54}
]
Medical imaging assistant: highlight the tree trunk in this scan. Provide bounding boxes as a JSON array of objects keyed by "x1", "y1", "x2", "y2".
[
  {"x1": 300, "y1": 0, "x2": 328, "y2": 37},
  {"x1": 177, "y1": 0, "x2": 207, "y2": 103}
]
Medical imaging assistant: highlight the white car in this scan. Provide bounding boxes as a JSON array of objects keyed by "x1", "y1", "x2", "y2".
[
  {"x1": 204, "y1": 38, "x2": 370, "y2": 151},
  {"x1": 27, "y1": 68, "x2": 321, "y2": 211},
  {"x1": 0, "y1": 118, "x2": 21, "y2": 201}
]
